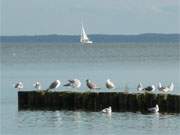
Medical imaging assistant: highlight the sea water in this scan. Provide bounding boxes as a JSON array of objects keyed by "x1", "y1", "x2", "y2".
[{"x1": 1, "y1": 42, "x2": 180, "y2": 135}]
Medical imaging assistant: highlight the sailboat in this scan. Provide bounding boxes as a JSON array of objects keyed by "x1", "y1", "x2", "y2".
[{"x1": 80, "y1": 23, "x2": 93, "y2": 44}]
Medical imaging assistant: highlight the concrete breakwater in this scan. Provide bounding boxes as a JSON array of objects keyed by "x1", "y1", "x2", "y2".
[{"x1": 18, "y1": 91, "x2": 180, "y2": 113}]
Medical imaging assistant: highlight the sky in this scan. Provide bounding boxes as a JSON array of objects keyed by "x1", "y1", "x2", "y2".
[{"x1": 1, "y1": 0, "x2": 180, "y2": 35}]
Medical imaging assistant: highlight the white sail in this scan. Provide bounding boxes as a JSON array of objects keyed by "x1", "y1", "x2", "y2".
[
  {"x1": 81, "y1": 25, "x2": 89, "y2": 40},
  {"x1": 80, "y1": 23, "x2": 93, "y2": 44}
]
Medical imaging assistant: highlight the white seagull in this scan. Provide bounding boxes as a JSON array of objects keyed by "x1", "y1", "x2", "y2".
[
  {"x1": 14, "y1": 81, "x2": 23, "y2": 90},
  {"x1": 158, "y1": 82, "x2": 168, "y2": 92},
  {"x1": 106, "y1": 79, "x2": 115, "y2": 89},
  {"x1": 102, "y1": 106, "x2": 112, "y2": 114},
  {"x1": 33, "y1": 81, "x2": 41, "y2": 90},
  {"x1": 86, "y1": 79, "x2": 100, "y2": 90},
  {"x1": 158, "y1": 82, "x2": 174, "y2": 92},
  {"x1": 63, "y1": 79, "x2": 81, "y2": 88},
  {"x1": 137, "y1": 82, "x2": 143, "y2": 91},
  {"x1": 143, "y1": 85, "x2": 156, "y2": 92},
  {"x1": 168, "y1": 82, "x2": 174, "y2": 92},
  {"x1": 148, "y1": 104, "x2": 159, "y2": 113},
  {"x1": 46, "y1": 80, "x2": 61, "y2": 91}
]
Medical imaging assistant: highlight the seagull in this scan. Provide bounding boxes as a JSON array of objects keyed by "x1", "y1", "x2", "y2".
[
  {"x1": 63, "y1": 79, "x2": 81, "y2": 88},
  {"x1": 158, "y1": 82, "x2": 168, "y2": 92},
  {"x1": 14, "y1": 81, "x2": 23, "y2": 90},
  {"x1": 86, "y1": 79, "x2": 100, "y2": 90},
  {"x1": 168, "y1": 82, "x2": 174, "y2": 92},
  {"x1": 143, "y1": 85, "x2": 156, "y2": 92},
  {"x1": 33, "y1": 81, "x2": 41, "y2": 90},
  {"x1": 102, "y1": 106, "x2": 112, "y2": 114},
  {"x1": 46, "y1": 80, "x2": 61, "y2": 91},
  {"x1": 137, "y1": 82, "x2": 143, "y2": 91},
  {"x1": 106, "y1": 79, "x2": 115, "y2": 89},
  {"x1": 158, "y1": 82, "x2": 174, "y2": 92},
  {"x1": 147, "y1": 104, "x2": 159, "y2": 113}
]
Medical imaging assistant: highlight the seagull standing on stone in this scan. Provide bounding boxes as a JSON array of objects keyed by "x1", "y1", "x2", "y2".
[
  {"x1": 46, "y1": 80, "x2": 61, "y2": 91},
  {"x1": 63, "y1": 79, "x2": 81, "y2": 88},
  {"x1": 148, "y1": 104, "x2": 159, "y2": 113},
  {"x1": 14, "y1": 81, "x2": 23, "y2": 90},
  {"x1": 33, "y1": 81, "x2": 41, "y2": 90},
  {"x1": 86, "y1": 79, "x2": 100, "y2": 90},
  {"x1": 102, "y1": 106, "x2": 112, "y2": 114},
  {"x1": 143, "y1": 85, "x2": 156, "y2": 92},
  {"x1": 168, "y1": 82, "x2": 174, "y2": 92},
  {"x1": 158, "y1": 82, "x2": 174, "y2": 92},
  {"x1": 137, "y1": 82, "x2": 143, "y2": 91},
  {"x1": 106, "y1": 79, "x2": 115, "y2": 89},
  {"x1": 158, "y1": 82, "x2": 168, "y2": 92}
]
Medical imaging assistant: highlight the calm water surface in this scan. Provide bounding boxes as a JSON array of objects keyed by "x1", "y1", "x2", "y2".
[{"x1": 1, "y1": 42, "x2": 180, "y2": 135}]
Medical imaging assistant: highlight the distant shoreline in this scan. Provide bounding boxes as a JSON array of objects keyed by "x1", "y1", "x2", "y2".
[{"x1": 1, "y1": 33, "x2": 180, "y2": 43}]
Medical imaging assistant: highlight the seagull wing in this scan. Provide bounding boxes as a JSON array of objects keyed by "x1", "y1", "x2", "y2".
[
  {"x1": 14, "y1": 83, "x2": 19, "y2": 88},
  {"x1": 49, "y1": 81, "x2": 57, "y2": 89},
  {"x1": 63, "y1": 83, "x2": 71, "y2": 87}
]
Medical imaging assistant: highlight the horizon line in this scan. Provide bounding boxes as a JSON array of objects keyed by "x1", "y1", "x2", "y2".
[{"x1": 1, "y1": 33, "x2": 180, "y2": 37}]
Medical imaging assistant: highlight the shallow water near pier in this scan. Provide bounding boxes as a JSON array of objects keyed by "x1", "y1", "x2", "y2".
[{"x1": 1, "y1": 42, "x2": 180, "y2": 134}]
